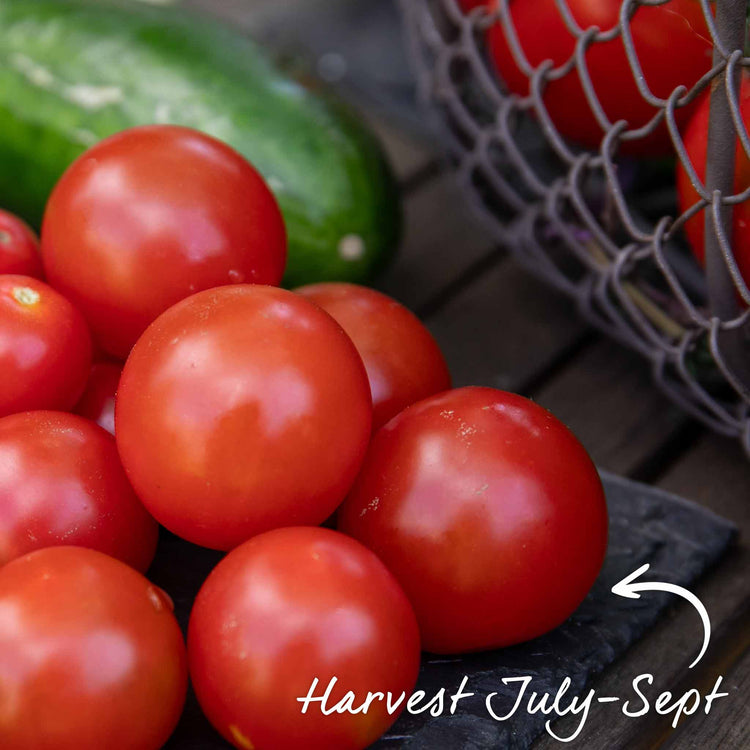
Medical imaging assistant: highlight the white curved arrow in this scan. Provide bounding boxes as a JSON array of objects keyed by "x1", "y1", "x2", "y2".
[{"x1": 611, "y1": 563, "x2": 711, "y2": 669}]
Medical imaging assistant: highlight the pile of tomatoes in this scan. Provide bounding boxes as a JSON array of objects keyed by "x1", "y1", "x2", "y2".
[
  {"x1": 0, "y1": 124, "x2": 608, "y2": 750},
  {"x1": 460, "y1": 0, "x2": 750, "y2": 287}
]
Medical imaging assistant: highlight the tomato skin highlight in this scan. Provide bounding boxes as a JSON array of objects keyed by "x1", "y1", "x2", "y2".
[
  {"x1": 0, "y1": 274, "x2": 92, "y2": 418},
  {"x1": 74, "y1": 360, "x2": 122, "y2": 435},
  {"x1": 339, "y1": 387, "x2": 608, "y2": 654},
  {"x1": 41, "y1": 124, "x2": 287, "y2": 359},
  {"x1": 677, "y1": 79, "x2": 750, "y2": 287},
  {"x1": 0, "y1": 546, "x2": 187, "y2": 750},
  {"x1": 0, "y1": 411, "x2": 157, "y2": 571},
  {"x1": 116, "y1": 284, "x2": 372, "y2": 550},
  {"x1": 188, "y1": 526, "x2": 421, "y2": 750},
  {"x1": 487, "y1": 0, "x2": 712, "y2": 155},
  {"x1": 296, "y1": 282, "x2": 452, "y2": 430},
  {"x1": 0, "y1": 209, "x2": 43, "y2": 278}
]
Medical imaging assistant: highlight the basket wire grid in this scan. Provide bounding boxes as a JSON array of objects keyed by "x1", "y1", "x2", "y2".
[{"x1": 398, "y1": 0, "x2": 750, "y2": 455}]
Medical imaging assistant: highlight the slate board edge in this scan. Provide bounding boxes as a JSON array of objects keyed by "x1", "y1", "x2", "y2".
[{"x1": 599, "y1": 469, "x2": 739, "y2": 536}]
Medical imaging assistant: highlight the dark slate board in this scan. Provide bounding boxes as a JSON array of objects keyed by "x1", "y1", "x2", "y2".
[{"x1": 150, "y1": 471, "x2": 736, "y2": 749}]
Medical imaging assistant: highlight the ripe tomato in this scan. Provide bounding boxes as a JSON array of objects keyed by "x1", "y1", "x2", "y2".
[
  {"x1": 677, "y1": 78, "x2": 750, "y2": 287},
  {"x1": 0, "y1": 546, "x2": 187, "y2": 749},
  {"x1": 0, "y1": 411, "x2": 158, "y2": 571},
  {"x1": 0, "y1": 275, "x2": 92, "y2": 418},
  {"x1": 487, "y1": 0, "x2": 712, "y2": 155},
  {"x1": 116, "y1": 285, "x2": 372, "y2": 550},
  {"x1": 41, "y1": 125, "x2": 287, "y2": 359},
  {"x1": 338, "y1": 387, "x2": 608, "y2": 653},
  {"x1": 188, "y1": 526, "x2": 421, "y2": 750},
  {"x1": 0, "y1": 210, "x2": 43, "y2": 278},
  {"x1": 296, "y1": 282, "x2": 452, "y2": 430},
  {"x1": 74, "y1": 361, "x2": 122, "y2": 435}
]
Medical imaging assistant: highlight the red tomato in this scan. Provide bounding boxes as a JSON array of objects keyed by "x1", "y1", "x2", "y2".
[
  {"x1": 74, "y1": 360, "x2": 122, "y2": 435},
  {"x1": 41, "y1": 125, "x2": 287, "y2": 359},
  {"x1": 188, "y1": 526, "x2": 421, "y2": 750},
  {"x1": 677, "y1": 78, "x2": 750, "y2": 287},
  {"x1": 116, "y1": 285, "x2": 372, "y2": 550},
  {"x1": 0, "y1": 210, "x2": 43, "y2": 278},
  {"x1": 296, "y1": 283, "x2": 452, "y2": 430},
  {"x1": 0, "y1": 275, "x2": 92, "y2": 418},
  {"x1": 487, "y1": 0, "x2": 712, "y2": 155},
  {"x1": 0, "y1": 411, "x2": 157, "y2": 571},
  {"x1": 338, "y1": 387, "x2": 608, "y2": 653},
  {"x1": 0, "y1": 546, "x2": 187, "y2": 749}
]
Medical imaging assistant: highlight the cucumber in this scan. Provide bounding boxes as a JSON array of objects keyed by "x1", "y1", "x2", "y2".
[{"x1": 0, "y1": 0, "x2": 401, "y2": 286}]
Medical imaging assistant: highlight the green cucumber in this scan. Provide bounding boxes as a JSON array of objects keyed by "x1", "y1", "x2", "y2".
[{"x1": 0, "y1": 0, "x2": 401, "y2": 286}]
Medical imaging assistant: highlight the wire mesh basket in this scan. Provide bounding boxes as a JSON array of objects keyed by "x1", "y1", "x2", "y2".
[{"x1": 398, "y1": 0, "x2": 750, "y2": 455}]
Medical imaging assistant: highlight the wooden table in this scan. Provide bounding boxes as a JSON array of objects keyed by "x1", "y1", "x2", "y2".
[{"x1": 189, "y1": 2, "x2": 750, "y2": 747}]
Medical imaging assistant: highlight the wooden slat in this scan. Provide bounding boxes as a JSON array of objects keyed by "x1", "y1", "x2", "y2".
[
  {"x1": 364, "y1": 115, "x2": 438, "y2": 184},
  {"x1": 657, "y1": 436, "x2": 750, "y2": 529},
  {"x1": 533, "y1": 434, "x2": 749, "y2": 749},
  {"x1": 532, "y1": 340, "x2": 689, "y2": 476},
  {"x1": 424, "y1": 258, "x2": 589, "y2": 391},
  {"x1": 378, "y1": 174, "x2": 498, "y2": 310},
  {"x1": 644, "y1": 435, "x2": 750, "y2": 746},
  {"x1": 662, "y1": 644, "x2": 750, "y2": 749}
]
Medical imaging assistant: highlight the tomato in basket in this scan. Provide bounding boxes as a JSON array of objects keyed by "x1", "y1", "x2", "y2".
[
  {"x1": 677, "y1": 78, "x2": 750, "y2": 289},
  {"x1": 338, "y1": 386, "x2": 608, "y2": 654},
  {"x1": 486, "y1": 0, "x2": 712, "y2": 155}
]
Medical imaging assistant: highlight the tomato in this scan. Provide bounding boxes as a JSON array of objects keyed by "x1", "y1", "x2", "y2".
[
  {"x1": 0, "y1": 210, "x2": 43, "y2": 278},
  {"x1": 296, "y1": 282, "x2": 452, "y2": 430},
  {"x1": 188, "y1": 526, "x2": 420, "y2": 750},
  {"x1": 116, "y1": 285, "x2": 372, "y2": 550},
  {"x1": 0, "y1": 411, "x2": 157, "y2": 571},
  {"x1": 0, "y1": 275, "x2": 92, "y2": 418},
  {"x1": 74, "y1": 360, "x2": 122, "y2": 435},
  {"x1": 41, "y1": 125, "x2": 287, "y2": 359},
  {"x1": 487, "y1": 0, "x2": 712, "y2": 155},
  {"x1": 677, "y1": 78, "x2": 750, "y2": 287},
  {"x1": 0, "y1": 546, "x2": 187, "y2": 749},
  {"x1": 338, "y1": 387, "x2": 608, "y2": 653}
]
